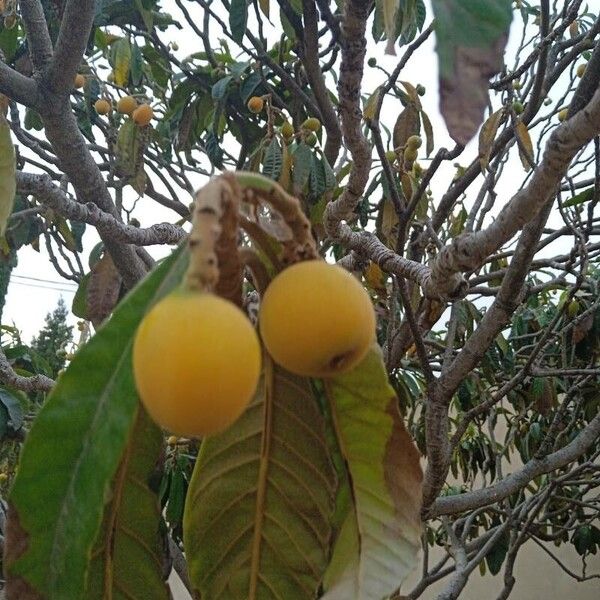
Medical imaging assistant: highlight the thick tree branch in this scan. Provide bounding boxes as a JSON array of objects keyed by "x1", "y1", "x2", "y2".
[
  {"x1": 46, "y1": 0, "x2": 95, "y2": 93},
  {"x1": 302, "y1": 0, "x2": 342, "y2": 166},
  {"x1": 0, "y1": 61, "x2": 39, "y2": 107},
  {"x1": 20, "y1": 0, "x2": 53, "y2": 69},
  {"x1": 324, "y1": 0, "x2": 373, "y2": 235},
  {"x1": 428, "y1": 87, "x2": 600, "y2": 297},
  {"x1": 16, "y1": 172, "x2": 186, "y2": 246}
]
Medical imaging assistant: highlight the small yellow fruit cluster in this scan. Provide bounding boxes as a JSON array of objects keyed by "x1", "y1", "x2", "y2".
[
  {"x1": 133, "y1": 261, "x2": 376, "y2": 438},
  {"x1": 94, "y1": 95, "x2": 153, "y2": 126}
]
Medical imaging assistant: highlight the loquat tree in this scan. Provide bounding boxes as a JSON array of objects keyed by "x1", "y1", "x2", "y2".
[{"x1": 0, "y1": 1, "x2": 599, "y2": 599}]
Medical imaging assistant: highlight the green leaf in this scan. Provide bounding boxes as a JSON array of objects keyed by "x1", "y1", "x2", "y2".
[
  {"x1": 0, "y1": 116, "x2": 16, "y2": 237},
  {"x1": 322, "y1": 347, "x2": 423, "y2": 600},
  {"x1": 262, "y1": 137, "x2": 283, "y2": 180},
  {"x1": 72, "y1": 272, "x2": 91, "y2": 320},
  {"x1": 230, "y1": 0, "x2": 248, "y2": 44},
  {"x1": 0, "y1": 387, "x2": 23, "y2": 437},
  {"x1": 112, "y1": 37, "x2": 132, "y2": 87},
  {"x1": 85, "y1": 408, "x2": 170, "y2": 599},
  {"x1": 6, "y1": 247, "x2": 188, "y2": 599},
  {"x1": 485, "y1": 529, "x2": 509, "y2": 575},
  {"x1": 212, "y1": 75, "x2": 233, "y2": 101},
  {"x1": 292, "y1": 142, "x2": 313, "y2": 195},
  {"x1": 433, "y1": 0, "x2": 512, "y2": 144},
  {"x1": 130, "y1": 40, "x2": 144, "y2": 86},
  {"x1": 563, "y1": 187, "x2": 595, "y2": 208},
  {"x1": 184, "y1": 358, "x2": 336, "y2": 599}
]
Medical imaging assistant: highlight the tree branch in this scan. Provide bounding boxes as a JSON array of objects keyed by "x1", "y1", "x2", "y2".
[
  {"x1": 46, "y1": 0, "x2": 95, "y2": 93},
  {"x1": 16, "y1": 172, "x2": 186, "y2": 246},
  {"x1": 0, "y1": 61, "x2": 39, "y2": 107},
  {"x1": 19, "y1": 0, "x2": 53, "y2": 69},
  {"x1": 429, "y1": 411, "x2": 600, "y2": 517},
  {"x1": 0, "y1": 347, "x2": 54, "y2": 393}
]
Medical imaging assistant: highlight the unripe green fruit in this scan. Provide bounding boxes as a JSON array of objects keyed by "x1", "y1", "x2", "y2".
[
  {"x1": 302, "y1": 117, "x2": 321, "y2": 132},
  {"x1": 367, "y1": 57, "x2": 377, "y2": 67},
  {"x1": 384, "y1": 150, "x2": 397, "y2": 162},
  {"x1": 404, "y1": 147, "x2": 418, "y2": 162},
  {"x1": 305, "y1": 132, "x2": 318, "y2": 146},
  {"x1": 407, "y1": 135, "x2": 422, "y2": 150},
  {"x1": 281, "y1": 121, "x2": 294, "y2": 138},
  {"x1": 512, "y1": 80, "x2": 522, "y2": 90},
  {"x1": 416, "y1": 84, "x2": 426, "y2": 96},
  {"x1": 512, "y1": 101, "x2": 524, "y2": 115},
  {"x1": 558, "y1": 108, "x2": 568, "y2": 122}
]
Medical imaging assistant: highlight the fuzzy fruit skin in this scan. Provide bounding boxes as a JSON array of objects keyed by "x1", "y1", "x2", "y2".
[
  {"x1": 247, "y1": 96, "x2": 264, "y2": 113},
  {"x1": 259, "y1": 261, "x2": 376, "y2": 378},
  {"x1": 94, "y1": 99, "x2": 111, "y2": 115},
  {"x1": 117, "y1": 95, "x2": 138, "y2": 115},
  {"x1": 74, "y1": 74, "x2": 85, "y2": 89},
  {"x1": 558, "y1": 108, "x2": 568, "y2": 122},
  {"x1": 302, "y1": 117, "x2": 321, "y2": 132},
  {"x1": 406, "y1": 135, "x2": 422, "y2": 150},
  {"x1": 281, "y1": 121, "x2": 294, "y2": 138},
  {"x1": 133, "y1": 291, "x2": 261, "y2": 437},
  {"x1": 132, "y1": 103, "x2": 153, "y2": 126},
  {"x1": 576, "y1": 63, "x2": 586, "y2": 78}
]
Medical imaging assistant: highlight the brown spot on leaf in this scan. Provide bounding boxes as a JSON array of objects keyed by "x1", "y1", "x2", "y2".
[
  {"x1": 4, "y1": 503, "x2": 45, "y2": 600},
  {"x1": 440, "y1": 35, "x2": 508, "y2": 145},
  {"x1": 384, "y1": 399, "x2": 423, "y2": 533}
]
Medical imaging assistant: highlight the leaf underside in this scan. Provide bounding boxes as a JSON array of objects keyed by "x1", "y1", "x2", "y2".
[
  {"x1": 322, "y1": 348, "x2": 423, "y2": 600},
  {"x1": 184, "y1": 358, "x2": 337, "y2": 600},
  {"x1": 85, "y1": 406, "x2": 171, "y2": 600}
]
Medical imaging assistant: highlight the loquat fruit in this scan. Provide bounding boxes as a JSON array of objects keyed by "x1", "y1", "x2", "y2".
[
  {"x1": 117, "y1": 95, "x2": 138, "y2": 115},
  {"x1": 133, "y1": 291, "x2": 261, "y2": 437},
  {"x1": 94, "y1": 98, "x2": 112, "y2": 115},
  {"x1": 73, "y1": 74, "x2": 85, "y2": 89},
  {"x1": 132, "y1": 103, "x2": 154, "y2": 126},
  {"x1": 247, "y1": 96, "x2": 264, "y2": 113},
  {"x1": 259, "y1": 261, "x2": 376, "y2": 378}
]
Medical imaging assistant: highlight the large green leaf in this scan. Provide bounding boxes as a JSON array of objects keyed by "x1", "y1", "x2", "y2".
[
  {"x1": 184, "y1": 357, "x2": 336, "y2": 599},
  {"x1": 230, "y1": 0, "x2": 248, "y2": 44},
  {"x1": 6, "y1": 247, "x2": 187, "y2": 599},
  {"x1": 433, "y1": 0, "x2": 512, "y2": 144},
  {"x1": 86, "y1": 406, "x2": 170, "y2": 599},
  {"x1": 322, "y1": 348, "x2": 423, "y2": 600}
]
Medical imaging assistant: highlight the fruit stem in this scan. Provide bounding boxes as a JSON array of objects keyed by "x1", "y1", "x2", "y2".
[
  {"x1": 185, "y1": 179, "x2": 226, "y2": 292},
  {"x1": 234, "y1": 171, "x2": 318, "y2": 263}
]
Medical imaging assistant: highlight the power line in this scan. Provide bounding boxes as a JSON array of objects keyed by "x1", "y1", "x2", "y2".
[
  {"x1": 11, "y1": 274, "x2": 78, "y2": 287},
  {"x1": 9, "y1": 279, "x2": 76, "y2": 294}
]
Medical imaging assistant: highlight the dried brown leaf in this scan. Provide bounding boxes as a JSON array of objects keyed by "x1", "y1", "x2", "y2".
[
  {"x1": 86, "y1": 253, "x2": 122, "y2": 328},
  {"x1": 440, "y1": 35, "x2": 508, "y2": 145},
  {"x1": 393, "y1": 104, "x2": 420, "y2": 150},
  {"x1": 479, "y1": 108, "x2": 504, "y2": 171}
]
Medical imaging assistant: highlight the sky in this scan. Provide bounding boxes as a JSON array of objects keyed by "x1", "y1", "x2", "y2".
[{"x1": 1, "y1": 1, "x2": 578, "y2": 342}]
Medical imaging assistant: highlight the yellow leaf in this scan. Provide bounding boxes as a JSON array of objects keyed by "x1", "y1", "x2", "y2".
[
  {"x1": 277, "y1": 141, "x2": 292, "y2": 192},
  {"x1": 381, "y1": 199, "x2": 399, "y2": 247},
  {"x1": 364, "y1": 262, "x2": 386, "y2": 293},
  {"x1": 0, "y1": 115, "x2": 16, "y2": 236},
  {"x1": 363, "y1": 86, "x2": 381, "y2": 121},
  {"x1": 113, "y1": 38, "x2": 131, "y2": 87},
  {"x1": 478, "y1": 108, "x2": 504, "y2": 171},
  {"x1": 515, "y1": 120, "x2": 534, "y2": 171},
  {"x1": 383, "y1": 0, "x2": 400, "y2": 55}
]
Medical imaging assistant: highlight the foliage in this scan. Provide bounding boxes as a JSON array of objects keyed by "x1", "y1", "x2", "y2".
[
  {"x1": 30, "y1": 297, "x2": 73, "y2": 377},
  {"x1": 0, "y1": 0, "x2": 599, "y2": 599}
]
